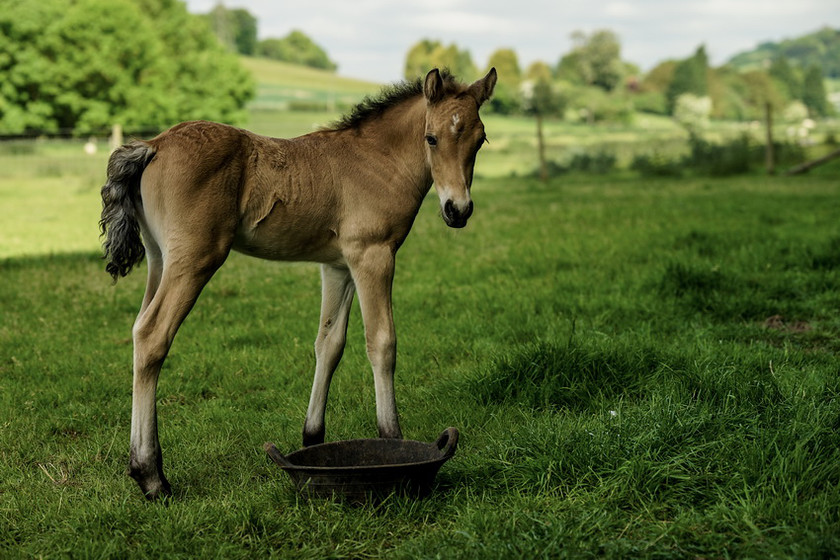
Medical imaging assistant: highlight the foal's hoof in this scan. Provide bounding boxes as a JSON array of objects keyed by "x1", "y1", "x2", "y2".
[
  {"x1": 128, "y1": 468, "x2": 172, "y2": 501},
  {"x1": 140, "y1": 478, "x2": 172, "y2": 501},
  {"x1": 302, "y1": 430, "x2": 325, "y2": 448}
]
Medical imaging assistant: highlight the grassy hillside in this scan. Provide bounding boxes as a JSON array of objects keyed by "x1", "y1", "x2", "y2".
[
  {"x1": 239, "y1": 57, "x2": 381, "y2": 138},
  {"x1": 727, "y1": 26, "x2": 840, "y2": 77},
  {"x1": 239, "y1": 57, "x2": 380, "y2": 111}
]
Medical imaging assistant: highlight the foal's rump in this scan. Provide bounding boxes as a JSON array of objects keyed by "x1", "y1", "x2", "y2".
[
  {"x1": 100, "y1": 121, "x2": 249, "y2": 279},
  {"x1": 101, "y1": 120, "x2": 348, "y2": 278}
]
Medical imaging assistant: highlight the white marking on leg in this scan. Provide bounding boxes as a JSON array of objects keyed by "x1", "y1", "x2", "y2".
[{"x1": 304, "y1": 265, "x2": 355, "y2": 444}]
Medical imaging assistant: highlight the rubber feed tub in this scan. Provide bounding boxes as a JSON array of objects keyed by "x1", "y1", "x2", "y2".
[{"x1": 264, "y1": 427, "x2": 458, "y2": 502}]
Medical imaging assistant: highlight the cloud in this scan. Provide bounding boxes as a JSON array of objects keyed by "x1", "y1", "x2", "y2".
[
  {"x1": 183, "y1": 0, "x2": 840, "y2": 81},
  {"x1": 603, "y1": 2, "x2": 639, "y2": 18},
  {"x1": 403, "y1": 11, "x2": 516, "y2": 35}
]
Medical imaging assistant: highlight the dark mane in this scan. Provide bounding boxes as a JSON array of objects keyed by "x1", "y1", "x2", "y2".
[{"x1": 324, "y1": 70, "x2": 461, "y2": 131}]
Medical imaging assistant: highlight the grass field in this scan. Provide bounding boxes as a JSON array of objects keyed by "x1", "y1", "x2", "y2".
[
  {"x1": 2, "y1": 136, "x2": 840, "y2": 556},
  {"x1": 2, "y1": 58, "x2": 840, "y2": 557}
]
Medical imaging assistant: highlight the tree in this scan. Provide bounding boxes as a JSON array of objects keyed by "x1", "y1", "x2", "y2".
[
  {"x1": 135, "y1": 0, "x2": 254, "y2": 124},
  {"x1": 705, "y1": 66, "x2": 744, "y2": 120},
  {"x1": 230, "y1": 8, "x2": 258, "y2": 55},
  {"x1": 801, "y1": 64, "x2": 829, "y2": 116},
  {"x1": 666, "y1": 46, "x2": 709, "y2": 114},
  {"x1": 258, "y1": 31, "x2": 337, "y2": 71},
  {"x1": 525, "y1": 61, "x2": 553, "y2": 83},
  {"x1": 487, "y1": 49, "x2": 521, "y2": 82},
  {"x1": 522, "y1": 78, "x2": 565, "y2": 182},
  {"x1": 557, "y1": 29, "x2": 624, "y2": 91},
  {"x1": 403, "y1": 39, "x2": 476, "y2": 80},
  {"x1": 485, "y1": 48, "x2": 522, "y2": 114},
  {"x1": 0, "y1": 0, "x2": 254, "y2": 135},
  {"x1": 740, "y1": 71, "x2": 785, "y2": 110},
  {"x1": 641, "y1": 61, "x2": 677, "y2": 93},
  {"x1": 768, "y1": 55, "x2": 801, "y2": 100},
  {"x1": 204, "y1": 4, "x2": 257, "y2": 55},
  {"x1": 634, "y1": 61, "x2": 676, "y2": 115}
]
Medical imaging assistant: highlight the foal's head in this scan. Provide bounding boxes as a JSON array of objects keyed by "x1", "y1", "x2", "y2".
[{"x1": 423, "y1": 68, "x2": 497, "y2": 228}]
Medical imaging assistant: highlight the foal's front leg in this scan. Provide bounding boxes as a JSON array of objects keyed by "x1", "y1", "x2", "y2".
[
  {"x1": 303, "y1": 264, "x2": 355, "y2": 446},
  {"x1": 349, "y1": 244, "x2": 402, "y2": 440}
]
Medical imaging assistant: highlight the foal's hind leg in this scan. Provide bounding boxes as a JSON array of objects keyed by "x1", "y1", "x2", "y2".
[
  {"x1": 303, "y1": 264, "x2": 355, "y2": 446},
  {"x1": 129, "y1": 248, "x2": 229, "y2": 499},
  {"x1": 138, "y1": 228, "x2": 163, "y2": 313}
]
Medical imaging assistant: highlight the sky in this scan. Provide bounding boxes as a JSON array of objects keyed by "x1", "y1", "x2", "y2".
[{"x1": 184, "y1": 0, "x2": 840, "y2": 83}]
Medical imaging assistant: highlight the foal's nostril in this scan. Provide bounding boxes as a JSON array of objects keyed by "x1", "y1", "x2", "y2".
[
  {"x1": 443, "y1": 199, "x2": 473, "y2": 225},
  {"x1": 464, "y1": 200, "x2": 474, "y2": 220},
  {"x1": 444, "y1": 199, "x2": 455, "y2": 221}
]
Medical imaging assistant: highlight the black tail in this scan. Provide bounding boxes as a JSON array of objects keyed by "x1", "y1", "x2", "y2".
[{"x1": 100, "y1": 141, "x2": 156, "y2": 281}]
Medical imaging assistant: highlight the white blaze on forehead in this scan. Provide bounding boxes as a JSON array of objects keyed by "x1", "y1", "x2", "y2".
[{"x1": 450, "y1": 113, "x2": 460, "y2": 134}]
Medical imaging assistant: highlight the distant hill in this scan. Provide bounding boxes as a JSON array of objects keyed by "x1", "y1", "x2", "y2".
[
  {"x1": 239, "y1": 57, "x2": 380, "y2": 111},
  {"x1": 727, "y1": 27, "x2": 840, "y2": 77}
]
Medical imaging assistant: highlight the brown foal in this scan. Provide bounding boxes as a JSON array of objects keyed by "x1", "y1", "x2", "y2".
[{"x1": 100, "y1": 68, "x2": 496, "y2": 499}]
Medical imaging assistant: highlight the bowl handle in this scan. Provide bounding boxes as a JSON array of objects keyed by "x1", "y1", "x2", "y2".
[
  {"x1": 434, "y1": 427, "x2": 459, "y2": 459},
  {"x1": 264, "y1": 442, "x2": 294, "y2": 468}
]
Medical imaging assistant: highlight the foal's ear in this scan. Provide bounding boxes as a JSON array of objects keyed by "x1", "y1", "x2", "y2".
[
  {"x1": 468, "y1": 67, "x2": 497, "y2": 106},
  {"x1": 424, "y1": 69, "x2": 445, "y2": 105}
]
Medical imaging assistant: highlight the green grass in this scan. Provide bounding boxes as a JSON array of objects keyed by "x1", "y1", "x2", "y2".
[
  {"x1": 2, "y1": 160, "x2": 840, "y2": 556},
  {"x1": 2, "y1": 62, "x2": 840, "y2": 554},
  {"x1": 239, "y1": 57, "x2": 379, "y2": 112},
  {"x1": 0, "y1": 140, "x2": 108, "y2": 258}
]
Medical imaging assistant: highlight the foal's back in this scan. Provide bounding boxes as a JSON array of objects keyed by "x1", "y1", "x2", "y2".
[{"x1": 142, "y1": 120, "x2": 345, "y2": 264}]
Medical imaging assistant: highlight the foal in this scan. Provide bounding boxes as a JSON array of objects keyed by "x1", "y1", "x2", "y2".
[{"x1": 101, "y1": 68, "x2": 496, "y2": 499}]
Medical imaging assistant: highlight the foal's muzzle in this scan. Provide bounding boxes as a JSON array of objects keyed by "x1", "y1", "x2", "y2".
[{"x1": 443, "y1": 199, "x2": 474, "y2": 229}]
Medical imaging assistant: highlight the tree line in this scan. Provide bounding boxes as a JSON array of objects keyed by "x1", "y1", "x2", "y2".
[
  {"x1": 0, "y1": 0, "x2": 832, "y2": 137},
  {"x1": 0, "y1": 0, "x2": 336, "y2": 136},
  {"x1": 403, "y1": 29, "x2": 833, "y2": 123},
  {"x1": 203, "y1": 4, "x2": 336, "y2": 71}
]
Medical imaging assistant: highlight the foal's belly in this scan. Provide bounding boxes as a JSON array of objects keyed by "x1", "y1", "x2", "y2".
[{"x1": 232, "y1": 215, "x2": 344, "y2": 264}]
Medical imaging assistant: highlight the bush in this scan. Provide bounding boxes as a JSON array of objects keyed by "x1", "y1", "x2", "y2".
[
  {"x1": 535, "y1": 148, "x2": 618, "y2": 177},
  {"x1": 686, "y1": 134, "x2": 752, "y2": 176},
  {"x1": 631, "y1": 135, "x2": 807, "y2": 178},
  {"x1": 567, "y1": 86, "x2": 634, "y2": 124},
  {"x1": 766, "y1": 140, "x2": 806, "y2": 167},
  {"x1": 568, "y1": 150, "x2": 617, "y2": 174},
  {"x1": 632, "y1": 91, "x2": 668, "y2": 115},
  {"x1": 631, "y1": 152, "x2": 684, "y2": 177}
]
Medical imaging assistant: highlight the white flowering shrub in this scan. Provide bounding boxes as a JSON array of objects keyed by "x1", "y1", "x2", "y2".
[
  {"x1": 674, "y1": 94, "x2": 712, "y2": 135},
  {"x1": 782, "y1": 101, "x2": 809, "y2": 123}
]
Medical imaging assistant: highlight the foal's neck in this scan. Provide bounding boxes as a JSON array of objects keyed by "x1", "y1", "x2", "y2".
[{"x1": 367, "y1": 96, "x2": 431, "y2": 193}]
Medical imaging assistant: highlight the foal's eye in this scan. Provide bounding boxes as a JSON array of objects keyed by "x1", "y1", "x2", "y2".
[{"x1": 425, "y1": 135, "x2": 437, "y2": 147}]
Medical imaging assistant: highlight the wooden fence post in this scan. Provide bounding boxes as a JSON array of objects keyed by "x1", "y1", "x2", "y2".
[
  {"x1": 764, "y1": 102, "x2": 775, "y2": 175},
  {"x1": 109, "y1": 124, "x2": 123, "y2": 152}
]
